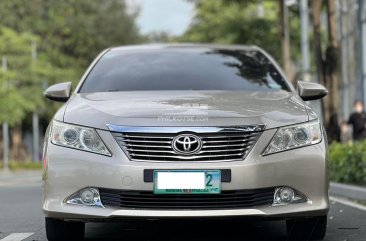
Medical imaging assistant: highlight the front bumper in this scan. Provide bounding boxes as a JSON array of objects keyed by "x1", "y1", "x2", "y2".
[{"x1": 43, "y1": 128, "x2": 329, "y2": 220}]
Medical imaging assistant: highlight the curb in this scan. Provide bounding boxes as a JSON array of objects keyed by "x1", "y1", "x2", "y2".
[{"x1": 330, "y1": 182, "x2": 366, "y2": 201}]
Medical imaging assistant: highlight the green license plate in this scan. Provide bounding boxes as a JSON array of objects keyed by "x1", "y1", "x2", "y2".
[{"x1": 153, "y1": 170, "x2": 221, "y2": 194}]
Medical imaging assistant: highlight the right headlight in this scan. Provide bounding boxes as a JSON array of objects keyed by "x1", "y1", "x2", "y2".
[
  {"x1": 50, "y1": 121, "x2": 111, "y2": 156},
  {"x1": 263, "y1": 120, "x2": 322, "y2": 155}
]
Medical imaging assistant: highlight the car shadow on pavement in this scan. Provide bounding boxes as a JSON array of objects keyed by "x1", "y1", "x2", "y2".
[{"x1": 85, "y1": 219, "x2": 288, "y2": 241}]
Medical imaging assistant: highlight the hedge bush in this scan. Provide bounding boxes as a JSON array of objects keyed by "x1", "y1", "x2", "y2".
[{"x1": 329, "y1": 141, "x2": 366, "y2": 185}]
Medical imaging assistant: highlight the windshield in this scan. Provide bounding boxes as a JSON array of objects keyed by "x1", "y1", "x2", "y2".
[{"x1": 79, "y1": 48, "x2": 290, "y2": 93}]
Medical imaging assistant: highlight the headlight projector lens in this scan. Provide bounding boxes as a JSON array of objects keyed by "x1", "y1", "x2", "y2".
[
  {"x1": 294, "y1": 128, "x2": 310, "y2": 144},
  {"x1": 63, "y1": 128, "x2": 78, "y2": 144}
]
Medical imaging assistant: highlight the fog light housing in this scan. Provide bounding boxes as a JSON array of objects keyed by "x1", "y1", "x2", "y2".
[
  {"x1": 272, "y1": 187, "x2": 308, "y2": 206},
  {"x1": 65, "y1": 187, "x2": 104, "y2": 208}
]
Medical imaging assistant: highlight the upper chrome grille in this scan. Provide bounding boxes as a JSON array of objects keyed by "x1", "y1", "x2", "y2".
[{"x1": 108, "y1": 125, "x2": 264, "y2": 162}]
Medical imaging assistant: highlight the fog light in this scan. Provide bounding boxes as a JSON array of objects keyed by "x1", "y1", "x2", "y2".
[
  {"x1": 272, "y1": 187, "x2": 308, "y2": 206},
  {"x1": 279, "y1": 188, "x2": 294, "y2": 203},
  {"x1": 65, "y1": 187, "x2": 104, "y2": 208},
  {"x1": 80, "y1": 189, "x2": 96, "y2": 204}
]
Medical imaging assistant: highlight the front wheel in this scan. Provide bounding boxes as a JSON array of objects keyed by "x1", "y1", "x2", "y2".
[
  {"x1": 286, "y1": 216, "x2": 327, "y2": 240},
  {"x1": 45, "y1": 217, "x2": 85, "y2": 241}
]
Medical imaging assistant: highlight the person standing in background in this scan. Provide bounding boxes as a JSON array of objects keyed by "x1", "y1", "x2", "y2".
[{"x1": 348, "y1": 100, "x2": 366, "y2": 141}]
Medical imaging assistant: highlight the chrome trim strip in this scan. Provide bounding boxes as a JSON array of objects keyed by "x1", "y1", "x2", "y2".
[
  {"x1": 106, "y1": 124, "x2": 266, "y2": 133},
  {"x1": 124, "y1": 147, "x2": 247, "y2": 153}
]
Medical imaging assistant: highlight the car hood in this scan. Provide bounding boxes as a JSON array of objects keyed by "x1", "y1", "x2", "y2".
[{"x1": 61, "y1": 91, "x2": 309, "y2": 130}]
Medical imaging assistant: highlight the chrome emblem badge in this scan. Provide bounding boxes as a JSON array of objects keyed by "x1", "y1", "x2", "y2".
[{"x1": 172, "y1": 134, "x2": 202, "y2": 155}]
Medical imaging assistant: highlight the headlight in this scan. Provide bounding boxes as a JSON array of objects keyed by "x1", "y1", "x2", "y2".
[
  {"x1": 263, "y1": 121, "x2": 322, "y2": 155},
  {"x1": 51, "y1": 121, "x2": 111, "y2": 156}
]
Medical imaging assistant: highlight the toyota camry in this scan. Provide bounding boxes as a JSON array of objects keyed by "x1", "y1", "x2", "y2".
[{"x1": 42, "y1": 44, "x2": 329, "y2": 240}]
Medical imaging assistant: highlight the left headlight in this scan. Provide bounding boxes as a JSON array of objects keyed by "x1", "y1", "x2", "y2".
[
  {"x1": 263, "y1": 120, "x2": 322, "y2": 155},
  {"x1": 51, "y1": 121, "x2": 111, "y2": 156}
]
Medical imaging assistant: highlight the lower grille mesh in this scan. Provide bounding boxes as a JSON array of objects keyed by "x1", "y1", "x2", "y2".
[{"x1": 99, "y1": 188, "x2": 275, "y2": 210}]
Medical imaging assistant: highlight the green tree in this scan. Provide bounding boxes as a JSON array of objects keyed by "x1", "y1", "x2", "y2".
[
  {"x1": 0, "y1": 27, "x2": 81, "y2": 160},
  {"x1": 0, "y1": 28, "x2": 40, "y2": 125},
  {"x1": 0, "y1": 27, "x2": 81, "y2": 121},
  {"x1": 0, "y1": 0, "x2": 142, "y2": 66},
  {"x1": 182, "y1": 1, "x2": 279, "y2": 58},
  {"x1": 181, "y1": 0, "x2": 301, "y2": 64},
  {"x1": 0, "y1": 0, "x2": 143, "y2": 161}
]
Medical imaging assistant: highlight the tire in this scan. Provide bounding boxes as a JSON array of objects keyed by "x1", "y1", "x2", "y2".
[
  {"x1": 286, "y1": 216, "x2": 327, "y2": 240},
  {"x1": 45, "y1": 217, "x2": 85, "y2": 241}
]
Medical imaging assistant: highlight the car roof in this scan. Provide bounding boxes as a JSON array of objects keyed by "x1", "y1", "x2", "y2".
[{"x1": 108, "y1": 43, "x2": 264, "y2": 53}]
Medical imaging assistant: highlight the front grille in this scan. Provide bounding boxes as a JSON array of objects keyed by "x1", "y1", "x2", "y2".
[
  {"x1": 99, "y1": 188, "x2": 275, "y2": 210},
  {"x1": 110, "y1": 126, "x2": 263, "y2": 162}
]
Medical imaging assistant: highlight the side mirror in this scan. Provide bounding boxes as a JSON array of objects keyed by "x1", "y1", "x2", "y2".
[
  {"x1": 297, "y1": 81, "x2": 328, "y2": 101},
  {"x1": 44, "y1": 82, "x2": 72, "y2": 102}
]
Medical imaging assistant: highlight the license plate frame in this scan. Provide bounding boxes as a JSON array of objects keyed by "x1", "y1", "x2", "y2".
[{"x1": 153, "y1": 170, "x2": 221, "y2": 194}]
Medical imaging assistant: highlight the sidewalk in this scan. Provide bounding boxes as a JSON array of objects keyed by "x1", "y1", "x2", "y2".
[{"x1": 0, "y1": 169, "x2": 42, "y2": 187}]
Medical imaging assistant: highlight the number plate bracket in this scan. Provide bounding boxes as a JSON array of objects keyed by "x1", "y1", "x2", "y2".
[{"x1": 153, "y1": 170, "x2": 221, "y2": 194}]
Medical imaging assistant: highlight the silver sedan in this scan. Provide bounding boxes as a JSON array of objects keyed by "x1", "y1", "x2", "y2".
[{"x1": 42, "y1": 44, "x2": 329, "y2": 241}]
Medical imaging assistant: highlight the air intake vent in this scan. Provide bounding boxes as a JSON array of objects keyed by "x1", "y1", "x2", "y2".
[{"x1": 99, "y1": 187, "x2": 275, "y2": 210}]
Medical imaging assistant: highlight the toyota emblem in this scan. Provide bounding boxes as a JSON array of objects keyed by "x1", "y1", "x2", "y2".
[{"x1": 172, "y1": 134, "x2": 202, "y2": 155}]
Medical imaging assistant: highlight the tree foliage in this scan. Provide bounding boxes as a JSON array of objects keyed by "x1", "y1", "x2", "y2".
[
  {"x1": 0, "y1": 27, "x2": 80, "y2": 125},
  {"x1": 0, "y1": 28, "x2": 40, "y2": 125},
  {"x1": 181, "y1": 0, "x2": 301, "y2": 63},
  {"x1": 0, "y1": 0, "x2": 142, "y2": 65},
  {"x1": 0, "y1": 0, "x2": 142, "y2": 127}
]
